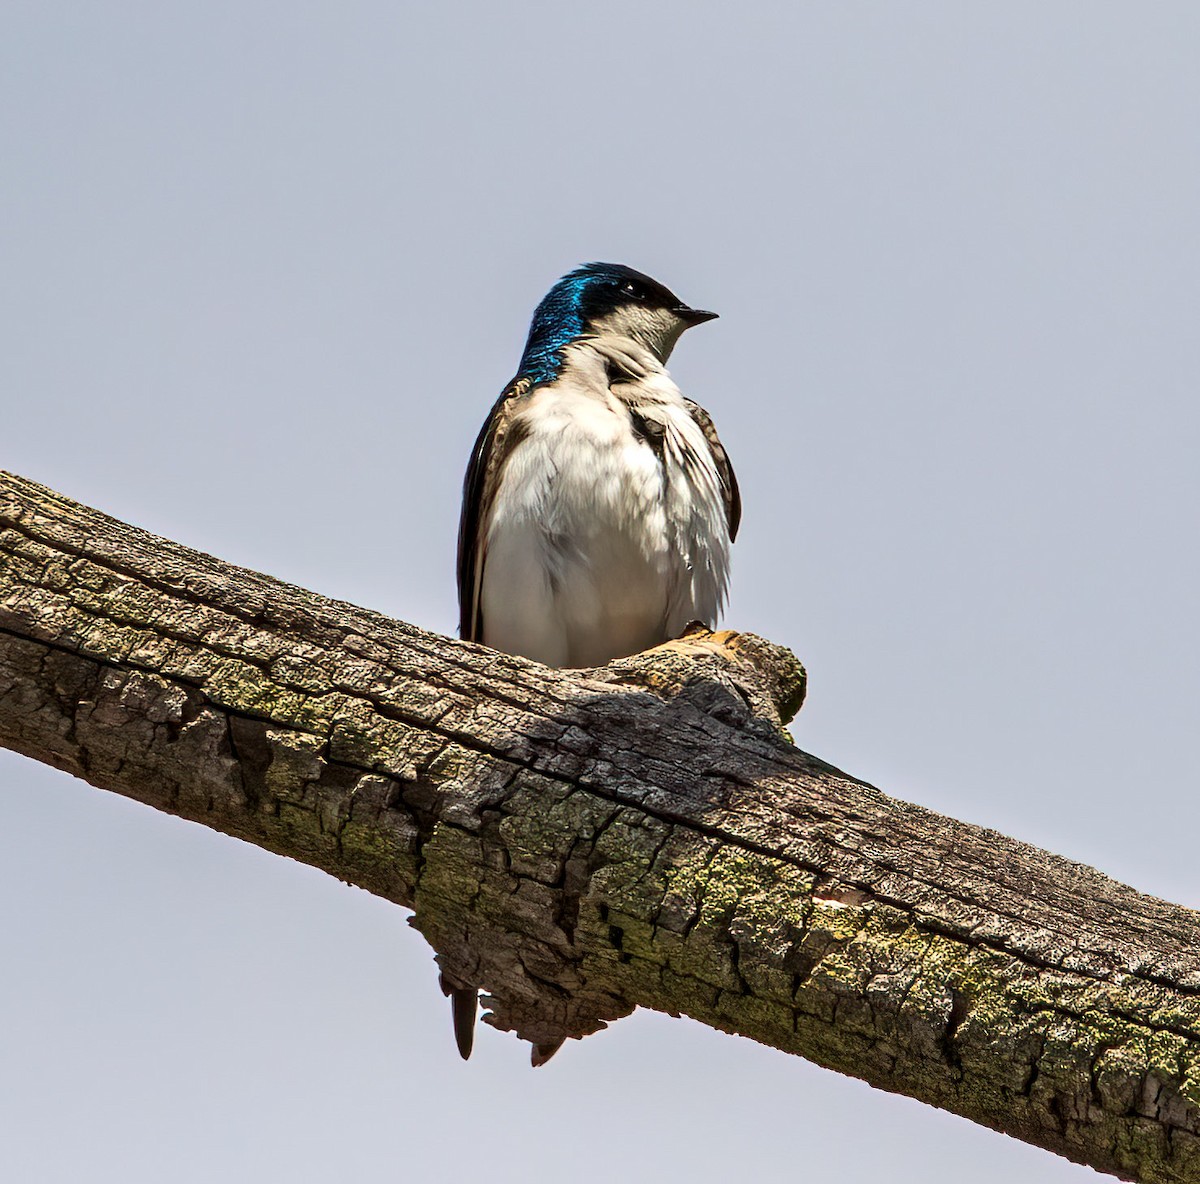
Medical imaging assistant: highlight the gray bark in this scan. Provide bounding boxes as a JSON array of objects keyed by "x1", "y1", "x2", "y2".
[{"x1": 1, "y1": 470, "x2": 1198, "y2": 1183}]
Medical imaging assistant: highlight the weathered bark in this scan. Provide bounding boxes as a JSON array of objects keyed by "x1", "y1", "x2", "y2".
[{"x1": 0, "y1": 471, "x2": 1197, "y2": 1182}]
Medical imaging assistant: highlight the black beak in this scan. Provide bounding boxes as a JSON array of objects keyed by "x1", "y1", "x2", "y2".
[{"x1": 676, "y1": 305, "x2": 719, "y2": 326}]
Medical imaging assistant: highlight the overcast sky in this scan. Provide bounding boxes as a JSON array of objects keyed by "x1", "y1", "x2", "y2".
[{"x1": 2, "y1": 4, "x2": 1198, "y2": 1181}]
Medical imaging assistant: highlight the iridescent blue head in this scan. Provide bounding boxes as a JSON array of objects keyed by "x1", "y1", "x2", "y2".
[{"x1": 517, "y1": 262, "x2": 717, "y2": 385}]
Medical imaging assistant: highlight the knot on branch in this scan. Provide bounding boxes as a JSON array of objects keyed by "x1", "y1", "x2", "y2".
[{"x1": 590, "y1": 624, "x2": 807, "y2": 734}]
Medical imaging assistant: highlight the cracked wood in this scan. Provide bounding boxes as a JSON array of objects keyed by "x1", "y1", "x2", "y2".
[{"x1": 1, "y1": 470, "x2": 1198, "y2": 1183}]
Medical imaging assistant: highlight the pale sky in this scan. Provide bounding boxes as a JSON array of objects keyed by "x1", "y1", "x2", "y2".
[{"x1": 2, "y1": 4, "x2": 1198, "y2": 1182}]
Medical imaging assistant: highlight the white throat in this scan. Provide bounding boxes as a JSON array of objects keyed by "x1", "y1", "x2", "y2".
[{"x1": 586, "y1": 304, "x2": 689, "y2": 362}]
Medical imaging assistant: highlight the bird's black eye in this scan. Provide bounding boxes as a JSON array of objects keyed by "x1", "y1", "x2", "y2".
[{"x1": 620, "y1": 280, "x2": 646, "y2": 300}]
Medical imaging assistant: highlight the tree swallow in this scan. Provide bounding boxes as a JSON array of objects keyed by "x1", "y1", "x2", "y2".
[{"x1": 446, "y1": 262, "x2": 739, "y2": 1061}]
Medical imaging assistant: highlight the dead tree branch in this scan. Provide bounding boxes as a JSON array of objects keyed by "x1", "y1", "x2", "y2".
[{"x1": 1, "y1": 470, "x2": 1198, "y2": 1182}]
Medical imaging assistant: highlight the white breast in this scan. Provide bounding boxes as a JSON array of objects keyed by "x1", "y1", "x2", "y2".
[{"x1": 480, "y1": 339, "x2": 730, "y2": 668}]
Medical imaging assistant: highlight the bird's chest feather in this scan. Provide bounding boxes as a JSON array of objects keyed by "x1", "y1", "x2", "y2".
[
  {"x1": 492, "y1": 388, "x2": 671, "y2": 558},
  {"x1": 479, "y1": 380, "x2": 727, "y2": 667}
]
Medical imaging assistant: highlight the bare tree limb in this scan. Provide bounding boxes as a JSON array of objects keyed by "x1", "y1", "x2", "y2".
[{"x1": 1, "y1": 470, "x2": 1198, "y2": 1182}]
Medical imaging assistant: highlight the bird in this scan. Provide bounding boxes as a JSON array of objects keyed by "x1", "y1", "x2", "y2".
[{"x1": 446, "y1": 261, "x2": 740, "y2": 1061}]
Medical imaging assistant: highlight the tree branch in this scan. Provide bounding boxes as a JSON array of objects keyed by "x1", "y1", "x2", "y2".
[{"x1": 1, "y1": 470, "x2": 1197, "y2": 1182}]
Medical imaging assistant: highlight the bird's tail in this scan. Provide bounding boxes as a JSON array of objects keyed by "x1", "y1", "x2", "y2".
[{"x1": 439, "y1": 971, "x2": 477, "y2": 1060}]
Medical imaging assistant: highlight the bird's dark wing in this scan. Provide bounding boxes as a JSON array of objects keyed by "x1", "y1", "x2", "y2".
[
  {"x1": 450, "y1": 375, "x2": 534, "y2": 1059},
  {"x1": 457, "y1": 375, "x2": 533, "y2": 642},
  {"x1": 683, "y1": 398, "x2": 741, "y2": 541}
]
